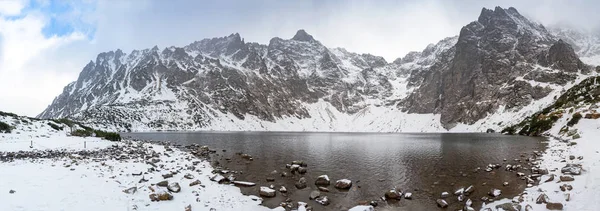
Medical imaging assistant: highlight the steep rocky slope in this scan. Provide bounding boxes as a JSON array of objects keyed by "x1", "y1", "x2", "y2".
[{"x1": 38, "y1": 7, "x2": 595, "y2": 132}]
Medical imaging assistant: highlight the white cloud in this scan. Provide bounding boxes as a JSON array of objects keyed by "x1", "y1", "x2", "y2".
[{"x1": 0, "y1": 0, "x2": 27, "y2": 16}]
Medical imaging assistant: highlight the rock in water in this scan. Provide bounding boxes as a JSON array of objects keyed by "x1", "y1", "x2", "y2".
[
  {"x1": 232, "y1": 181, "x2": 256, "y2": 187},
  {"x1": 536, "y1": 193, "x2": 549, "y2": 204},
  {"x1": 168, "y1": 182, "x2": 181, "y2": 193},
  {"x1": 309, "y1": 190, "x2": 321, "y2": 200},
  {"x1": 441, "y1": 192, "x2": 450, "y2": 198},
  {"x1": 436, "y1": 199, "x2": 448, "y2": 208},
  {"x1": 464, "y1": 185, "x2": 475, "y2": 195},
  {"x1": 315, "y1": 175, "x2": 330, "y2": 186},
  {"x1": 335, "y1": 179, "x2": 352, "y2": 189},
  {"x1": 384, "y1": 189, "x2": 402, "y2": 200},
  {"x1": 259, "y1": 186, "x2": 276, "y2": 197},
  {"x1": 489, "y1": 189, "x2": 501, "y2": 197},
  {"x1": 454, "y1": 187, "x2": 464, "y2": 195},
  {"x1": 495, "y1": 203, "x2": 518, "y2": 211},
  {"x1": 315, "y1": 196, "x2": 330, "y2": 206},
  {"x1": 546, "y1": 202, "x2": 564, "y2": 210},
  {"x1": 295, "y1": 177, "x2": 307, "y2": 189}
]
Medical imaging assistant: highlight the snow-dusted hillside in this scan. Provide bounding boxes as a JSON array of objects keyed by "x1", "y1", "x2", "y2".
[{"x1": 38, "y1": 7, "x2": 597, "y2": 132}]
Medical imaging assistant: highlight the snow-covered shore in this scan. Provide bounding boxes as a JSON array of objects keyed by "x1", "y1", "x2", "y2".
[
  {"x1": 0, "y1": 114, "x2": 283, "y2": 211},
  {"x1": 483, "y1": 117, "x2": 600, "y2": 210}
]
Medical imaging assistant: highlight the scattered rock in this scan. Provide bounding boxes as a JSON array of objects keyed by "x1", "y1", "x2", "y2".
[
  {"x1": 162, "y1": 173, "x2": 173, "y2": 179},
  {"x1": 210, "y1": 174, "x2": 227, "y2": 183},
  {"x1": 189, "y1": 180, "x2": 201, "y2": 186},
  {"x1": 436, "y1": 199, "x2": 448, "y2": 208},
  {"x1": 168, "y1": 182, "x2": 181, "y2": 193},
  {"x1": 441, "y1": 192, "x2": 450, "y2": 198},
  {"x1": 184, "y1": 173, "x2": 194, "y2": 179},
  {"x1": 315, "y1": 196, "x2": 330, "y2": 206},
  {"x1": 503, "y1": 182, "x2": 509, "y2": 186},
  {"x1": 123, "y1": 187, "x2": 137, "y2": 194},
  {"x1": 334, "y1": 179, "x2": 352, "y2": 189},
  {"x1": 489, "y1": 189, "x2": 501, "y2": 197},
  {"x1": 279, "y1": 186, "x2": 287, "y2": 193},
  {"x1": 298, "y1": 167, "x2": 307, "y2": 174},
  {"x1": 560, "y1": 175, "x2": 575, "y2": 182},
  {"x1": 185, "y1": 204, "x2": 192, "y2": 211},
  {"x1": 295, "y1": 177, "x2": 307, "y2": 189},
  {"x1": 9, "y1": 189, "x2": 15, "y2": 194},
  {"x1": 525, "y1": 204, "x2": 533, "y2": 211},
  {"x1": 157, "y1": 180, "x2": 169, "y2": 187},
  {"x1": 266, "y1": 177, "x2": 275, "y2": 182},
  {"x1": 232, "y1": 181, "x2": 256, "y2": 187},
  {"x1": 309, "y1": 190, "x2": 321, "y2": 200},
  {"x1": 464, "y1": 185, "x2": 475, "y2": 195},
  {"x1": 560, "y1": 184, "x2": 573, "y2": 191},
  {"x1": 561, "y1": 164, "x2": 582, "y2": 175},
  {"x1": 543, "y1": 174, "x2": 555, "y2": 183},
  {"x1": 466, "y1": 198, "x2": 472, "y2": 207},
  {"x1": 495, "y1": 203, "x2": 518, "y2": 211},
  {"x1": 315, "y1": 175, "x2": 330, "y2": 186},
  {"x1": 546, "y1": 202, "x2": 564, "y2": 210},
  {"x1": 318, "y1": 186, "x2": 329, "y2": 192},
  {"x1": 458, "y1": 194, "x2": 465, "y2": 202},
  {"x1": 454, "y1": 187, "x2": 464, "y2": 195},
  {"x1": 259, "y1": 186, "x2": 276, "y2": 197},
  {"x1": 150, "y1": 192, "x2": 173, "y2": 201},
  {"x1": 536, "y1": 193, "x2": 549, "y2": 204},
  {"x1": 404, "y1": 192, "x2": 412, "y2": 199},
  {"x1": 384, "y1": 189, "x2": 402, "y2": 200}
]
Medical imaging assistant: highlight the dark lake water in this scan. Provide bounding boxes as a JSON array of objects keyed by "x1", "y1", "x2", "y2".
[{"x1": 123, "y1": 132, "x2": 546, "y2": 211}]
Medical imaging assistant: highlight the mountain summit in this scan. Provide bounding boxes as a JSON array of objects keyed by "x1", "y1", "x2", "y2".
[{"x1": 39, "y1": 7, "x2": 595, "y2": 132}]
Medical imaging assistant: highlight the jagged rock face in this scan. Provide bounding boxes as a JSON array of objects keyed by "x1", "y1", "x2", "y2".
[
  {"x1": 39, "y1": 7, "x2": 591, "y2": 131},
  {"x1": 403, "y1": 7, "x2": 587, "y2": 128},
  {"x1": 38, "y1": 30, "x2": 394, "y2": 130}
]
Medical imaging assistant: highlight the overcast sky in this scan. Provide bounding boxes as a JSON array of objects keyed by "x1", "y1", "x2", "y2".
[{"x1": 1, "y1": 0, "x2": 599, "y2": 117}]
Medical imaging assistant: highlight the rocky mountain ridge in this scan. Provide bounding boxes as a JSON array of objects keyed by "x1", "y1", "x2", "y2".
[{"x1": 38, "y1": 7, "x2": 598, "y2": 132}]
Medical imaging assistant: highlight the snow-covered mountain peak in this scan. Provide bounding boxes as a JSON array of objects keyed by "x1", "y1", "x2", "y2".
[{"x1": 291, "y1": 29, "x2": 316, "y2": 42}]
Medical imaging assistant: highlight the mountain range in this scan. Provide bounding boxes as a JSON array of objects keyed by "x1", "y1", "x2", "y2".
[{"x1": 38, "y1": 7, "x2": 599, "y2": 132}]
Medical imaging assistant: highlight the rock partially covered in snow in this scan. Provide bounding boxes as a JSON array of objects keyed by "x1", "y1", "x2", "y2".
[
  {"x1": 259, "y1": 186, "x2": 276, "y2": 197},
  {"x1": 315, "y1": 175, "x2": 330, "y2": 186},
  {"x1": 149, "y1": 191, "x2": 173, "y2": 201},
  {"x1": 315, "y1": 196, "x2": 330, "y2": 206},
  {"x1": 232, "y1": 181, "x2": 256, "y2": 187},
  {"x1": 384, "y1": 189, "x2": 402, "y2": 200},
  {"x1": 454, "y1": 187, "x2": 464, "y2": 195},
  {"x1": 464, "y1": 185, "x2": 475, "y2": 195},
  {"x1": 441, "y1": 192, "x2": 450, "y2": 198},
  {"x1": 488, "y1": 188, "x2": 501, "y2": 197},
  {"x1": 279, "y1": 186, "x2": 287, "y2": 193},
  {"x1": 560, "y1": 175, "x2": 575, "y2": 181},
  {"x1": 404, "y1": 192, "x2": 412, "y2": 199},
  {"x1": 561, "y1": 164, "x2": 582, "y2": 175},
  {"x1": 348, "y1": 205, "x2": 374, "y2": 211},
  {"x1": 334, "y1": 179, "x2": 352, "y2": 189},
  {"x1": 167, "y1": 182, "x2": 181, "y2": 193},
  {"x1": 436, "y1": 199, "x2": 448, "y2": 208},
  {"x1": 536, "y1": 193, "x2": 549, "y2": 204}
]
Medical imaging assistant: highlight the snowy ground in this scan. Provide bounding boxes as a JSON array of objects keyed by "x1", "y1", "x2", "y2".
[
  {"x1": 483, "y1": 113, "x2": 600, "y2": 210},
  {"x1": 0, "y1": 114, "x2": 374, "y2": 211}
]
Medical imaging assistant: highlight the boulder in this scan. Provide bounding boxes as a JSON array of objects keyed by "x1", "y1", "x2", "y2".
[
  {"x1": 464, "y1": 185, "x2": 475, "y2": 195},
  {"x1": 295, "y1": 177, "x2": 307, "y2": 189},
  {"x1": 335, "y1": 179, "x2": 352, "y2": 189},
  {"x1": 315, "y1": 196, "x2": 330, "y2": 206},
  {"x1": 436, "y1": 199, "x2": 448, "y2": 208},
  {"x1": 157, "y1": 180, "x2": 169, "y2": 187},
  {"x1": 489, "y1": 189, "x2": 501, "y2": 197},
  {"x1": 232, "y1": 181, "x2": 256, "y2": 187},
  {"x1": 384, "y1": 189, "x2": 402, "y2": 200},
  {"x1": 546, "y1": 202, "x2": 564, "y2": 210},
  {"x1": 167, "y1": 182, "x2": 181, "y2": 193},
  {"x1": 189, "y1": 180, "x2": 201, "y2": 186},
  {"x1": 561, "y1": 164, "x2": 582, "y2": 175},
  {"x1": 259, "y1": 186, "x2": 276, "y2": 197},
  {"x1": 441, "y1": 192, "x2": 450, "y2": 198},
  {"x1": 315, "y1": 175, "x2": 330, "y2": 186}
]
